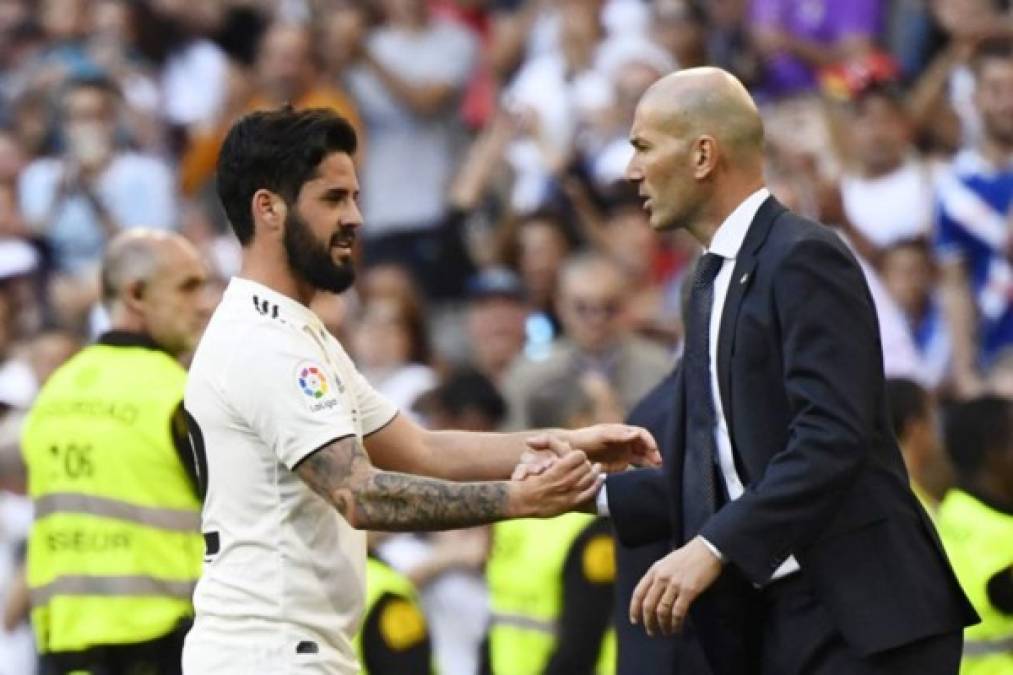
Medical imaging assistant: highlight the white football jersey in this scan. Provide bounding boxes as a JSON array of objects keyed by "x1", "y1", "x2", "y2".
[{"x1": 182, "y1": 277, "x2": 397, "y2": 674}]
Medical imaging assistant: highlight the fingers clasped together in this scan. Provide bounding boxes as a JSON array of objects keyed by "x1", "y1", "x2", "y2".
[{"x1": 513, "y1": 423, "x2": 661, "y2": 481}]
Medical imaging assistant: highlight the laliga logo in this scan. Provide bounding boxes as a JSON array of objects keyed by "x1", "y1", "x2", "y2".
[{"x1": 299, "y1": 366, "x2": 329, "y2": 399}]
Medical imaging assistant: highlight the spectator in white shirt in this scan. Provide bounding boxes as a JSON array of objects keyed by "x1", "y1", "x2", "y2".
[
  {"x1": 17, "y1": 76, "x2": 177, "y2": 327},
  {"x1": 345, "y1": 0, "x2": 478, "y2": 298},
  {"x1": 839, "y1": 84, "x2": 936, "y2": 256}
]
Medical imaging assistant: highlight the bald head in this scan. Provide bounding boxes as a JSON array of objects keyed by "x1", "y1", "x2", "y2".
[
  {"x1": 102, "y1": 230, "x2": 176, "y2": 306},
  {"x1": 640, "y1": 67, "x2": 764, "y2": 165},
  {"x1": 626, "y1": 67, "x2": 767, "y2": 238},
  {"x1": 102, "y1": 230, "x2": 209, "y2": 356}
]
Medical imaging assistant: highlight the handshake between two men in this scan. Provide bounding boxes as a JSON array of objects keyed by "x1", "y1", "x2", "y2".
[
  {"x1": 512, "y1": 424, "x2": 725, "y2": 640},
  {"x1": 505, "y1": 423, "x2": 661, "y2": 518}
]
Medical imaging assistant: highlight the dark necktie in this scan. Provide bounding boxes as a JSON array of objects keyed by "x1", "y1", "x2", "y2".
[{"x1": 681, "y1": 252, "x2": 724, "y2": 540}]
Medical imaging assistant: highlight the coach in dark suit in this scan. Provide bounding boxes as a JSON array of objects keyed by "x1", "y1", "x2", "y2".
[
  {"x1": 613, "y1": 368, "x2": 712, "y2": 675},
  {"x1": 600, "y1": 67, "x2": 977, "y2": 674}
]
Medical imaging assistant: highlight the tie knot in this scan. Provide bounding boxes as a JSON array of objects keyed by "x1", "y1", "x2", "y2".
[{"x1": 693, "y1": 253, "x2": 723, "y2": 287}]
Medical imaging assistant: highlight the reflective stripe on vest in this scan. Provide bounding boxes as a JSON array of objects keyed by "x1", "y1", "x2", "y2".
[
  {"x1": 22, "y1": 343, "x2": 201, "y2": 653},
  {"x1": 487, "y1": 514, "x2": 615, "y2": 675},
  {"x1": 963, "y1": 636, "x2": 1013, "y2": 657},
  {"x1": 489, "y1": 611, "x2": 556, "y2": 635},
  {"x1": 30, "y1": 575, "x2": 195, "y2": 606},
  {"x1": 35, "y1": 493, "x2": 200, "y2": 532}
]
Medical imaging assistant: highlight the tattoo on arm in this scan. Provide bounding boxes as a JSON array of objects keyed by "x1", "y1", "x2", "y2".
[{"x1": 296, "y1": 436, "x2": 511, "y2": 531}]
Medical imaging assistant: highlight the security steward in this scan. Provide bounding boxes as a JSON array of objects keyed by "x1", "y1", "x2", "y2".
[
  {"x1": 484, "y1": 514, "x2": 617, "y2": 675},
  {"x1": 936, "y1": 395, "x2": 1013, "y2": 675},
  {"x1": 355, "y1": 552, "x2": 434, "y2": 674},
  {"x1": 21, "y1": 230, "x2": 209, "y2": 675}
]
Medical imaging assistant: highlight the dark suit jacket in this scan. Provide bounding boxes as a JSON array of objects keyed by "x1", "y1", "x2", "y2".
[
  {"x1": 613, "y1": 369, "x2": 711, "y2": 675},
  {"x1": 606, "y1": 197, "x2": 977, "y2": 664}
]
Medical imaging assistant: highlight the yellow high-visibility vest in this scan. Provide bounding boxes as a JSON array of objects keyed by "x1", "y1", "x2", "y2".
[
  {"x1": 21, "y1": 343, "x2": 202, "y2": 653},
  {"x1": 355, "y1": 556, "x2": 433, "y2": 674},
  {"x1": 487, "y1": 514, "x2": 616, "y2": 675},
  {"x1": 936, "y1": 489, "x2": 1013, "y2": 675}
]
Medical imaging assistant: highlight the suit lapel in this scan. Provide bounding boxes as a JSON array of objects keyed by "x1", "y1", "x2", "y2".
[{"x1": 716, "y1": 196, "x2": 784, "y2": 437}]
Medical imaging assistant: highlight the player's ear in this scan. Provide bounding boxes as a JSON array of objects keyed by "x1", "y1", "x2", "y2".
[{"x1": 251, "y1": 189, "x2": 287, "y2": 240}]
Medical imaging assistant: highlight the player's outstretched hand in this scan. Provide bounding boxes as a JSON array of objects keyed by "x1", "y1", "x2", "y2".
[
  {"x1": 525, "y1": 424, "x2": 661, "y2": 474},
  {"x1": 508, "y1": 436, "x2": 603, "y2": 518}
]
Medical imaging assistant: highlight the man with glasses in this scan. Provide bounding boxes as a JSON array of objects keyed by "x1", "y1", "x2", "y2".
[{"x1": 502, "y1": 253, "x2": 672, "y2": 429}]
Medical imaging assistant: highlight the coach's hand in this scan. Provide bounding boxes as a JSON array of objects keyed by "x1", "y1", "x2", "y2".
[
  {"x1": 525, "y1": 424, "x2": 661, "y2": 474},
  {"x1": 630, "y1": 536, "x2": 723, "y2": 636}
]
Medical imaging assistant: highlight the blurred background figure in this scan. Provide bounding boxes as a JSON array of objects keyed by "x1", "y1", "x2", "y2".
[
  {"x1": 20, "y1": 230, "x2": 208, "y2": 675},
  {"x1": 355, "y1": 537, "x2": 435, "y2": 675},
  {"x1": 460, "y1": 267, "x2": 528, "y2": 386},
  {"x1": 886, "y1": 377, "x2": 954, "y2": 514},
  {"x1": 17, "y1": 75, "x2": 177, "y2": 330},
  {"x1": 934, "y1": 38, "x2": 1013, "y2": 400},
  {"x1": 880, "y1": 238, "x2": 953, "y2": 389},
  {"x1": 501, "y1": 253, "x2": 671, "y2": 429},
  {"x1": 377, "y1": 369, "x2": 507, "y2": 675},
  {"x1": 484, "y1": 372, "x2": 618, "y2": 675},
  {"x1": 838, "y1": 84, "x2": 936, "y2": 258},
  {"x1": 346, "y1": 0, "x2": 478, "y2": 299},
  {"x1": 351, "y1": 294, "x2": 437, "y2": 418},
  {"x1": 936, "y1": 395, "x2": 1013, "y2": 675}
]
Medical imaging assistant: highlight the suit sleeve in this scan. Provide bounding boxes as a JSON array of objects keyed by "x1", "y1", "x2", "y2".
[
  {"x1": 700, "y1": 237, "x2": 881, "y2": 585},
  {"x1": 605, "y1": 366, "x2": 680, "y2": 548},
  {"x1": 605, "y1": 469, "x2": 673, "y2": 547}
]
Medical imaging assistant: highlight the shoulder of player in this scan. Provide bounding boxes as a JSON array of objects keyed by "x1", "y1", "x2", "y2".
[{"x1": 206, "y1": 314, "x2": 322, "y2": 386}]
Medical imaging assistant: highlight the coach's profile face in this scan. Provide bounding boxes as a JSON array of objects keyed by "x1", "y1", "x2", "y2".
[{"x1": 625, "y1": 96, "x2": 713, "y2": 234}]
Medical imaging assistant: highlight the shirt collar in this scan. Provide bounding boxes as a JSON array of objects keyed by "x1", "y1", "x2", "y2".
[
  {"x1": 226, "y1": 276, "x2": 324, "y2": 328},
  {"x1": 706, "y1": 187, "x2": 770, "y2": 260},
  {"x1": 96, "y1": 330, "x2": 163, "y2": 352}
]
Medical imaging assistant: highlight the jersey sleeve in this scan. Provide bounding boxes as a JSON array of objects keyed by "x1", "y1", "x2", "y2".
[
  {"x1": 226, "y1": 326, "x2": 360, "y2": 469},
  {"x1": 349, "y1": 367, "x2": 399, "y2": 437}
]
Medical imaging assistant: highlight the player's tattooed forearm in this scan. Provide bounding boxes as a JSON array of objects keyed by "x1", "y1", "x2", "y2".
[
  {"x1": 295, "y1": 436, "x2": 510, "y2": 530},
  {"x1": 353, "y1": 472, "x2": 509, "y2": 531},
  {"x1": 296, "y1": 436, "x2": 368, "y2": 504}
]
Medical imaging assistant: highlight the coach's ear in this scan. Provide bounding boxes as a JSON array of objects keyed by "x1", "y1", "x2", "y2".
[{"x1": 251, "y1": 189, "x2": 288, "y2": 241}]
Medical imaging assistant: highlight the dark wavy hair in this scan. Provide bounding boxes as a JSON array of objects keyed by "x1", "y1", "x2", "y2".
[{"x1": 216, "y1": 106, "x2": 358, "y2": 246}]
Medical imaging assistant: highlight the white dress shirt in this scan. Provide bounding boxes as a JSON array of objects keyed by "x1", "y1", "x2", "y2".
[{"x1": 599, "y1": 187, "x2": 800, "y2": 582}]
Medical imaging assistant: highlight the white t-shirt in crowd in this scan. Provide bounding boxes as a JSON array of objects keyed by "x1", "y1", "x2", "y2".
[
  {"x1": 346, "y1": 19, "x2": 476, "y2": 235},
  {"x1": 840, "y1": 159, "x2": 935, "y2": 249},
  {"x1": 18, "y1": 152, "x2": 177, "y2": 274},
  {"x1": 182, "y1": 277, "x2": 397, "y2": 675}
]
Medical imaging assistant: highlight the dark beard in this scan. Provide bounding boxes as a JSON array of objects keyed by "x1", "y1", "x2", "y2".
[{"x1": 283, "y1": 208, "x2": 355, "y2": 294}]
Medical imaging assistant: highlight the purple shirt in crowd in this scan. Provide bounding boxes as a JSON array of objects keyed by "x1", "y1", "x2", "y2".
[{"x1": 750, "y1": 0, "x2": 883, "y2": 98}]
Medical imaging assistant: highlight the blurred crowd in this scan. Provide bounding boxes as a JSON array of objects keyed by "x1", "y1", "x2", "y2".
[{"x1": 0, "y1": 0, "x2": 1011, "y2": 673}]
